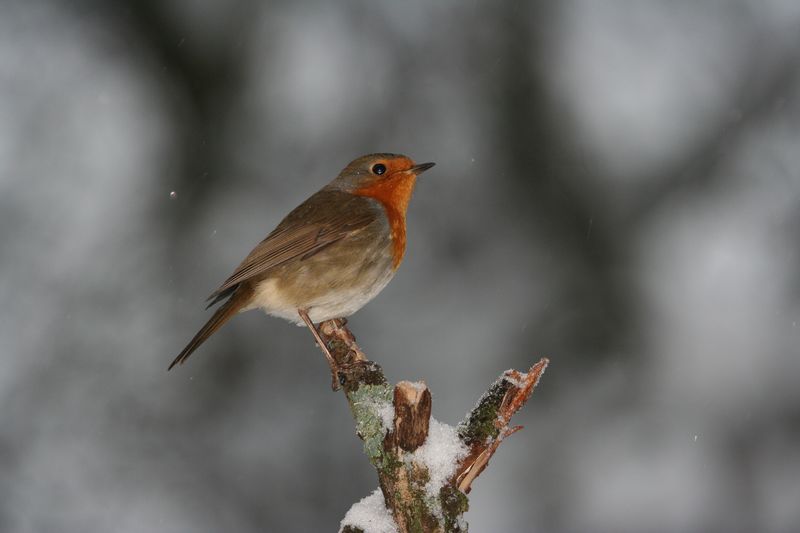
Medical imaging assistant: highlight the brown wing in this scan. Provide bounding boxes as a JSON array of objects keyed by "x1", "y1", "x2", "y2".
[{"x1": 205, "y1": 189, "x2": 378, "y2": 305}]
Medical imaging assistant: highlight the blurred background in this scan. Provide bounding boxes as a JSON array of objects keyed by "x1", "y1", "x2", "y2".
[{"x1": 1, "y1": 0, "x2": 799, "y2": 531}]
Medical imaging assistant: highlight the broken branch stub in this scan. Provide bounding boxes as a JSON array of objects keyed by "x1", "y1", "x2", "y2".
[
  {"x1": 316, "y1": 319, "x2": 548, "y2": 533},
  {"x1": 392, "y1": 381, "x2": 432, "y2": 452},
  {"x1": 454, "y1": 358, "x2": 549, "y2": 494}
]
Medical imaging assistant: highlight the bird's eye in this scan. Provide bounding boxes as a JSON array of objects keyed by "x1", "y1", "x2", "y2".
[{"x1": 371, "y1": 163, "x2": 387, "y2": 176}]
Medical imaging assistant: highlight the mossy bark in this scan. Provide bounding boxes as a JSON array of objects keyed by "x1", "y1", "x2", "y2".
[{"x1": 319, "y1": 319, "x2": 548, "y2": 533}]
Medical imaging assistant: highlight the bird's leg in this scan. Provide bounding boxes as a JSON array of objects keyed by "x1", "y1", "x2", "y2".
[{"x1": 298, "y1": 309, "x2": 340, "y2": 391}]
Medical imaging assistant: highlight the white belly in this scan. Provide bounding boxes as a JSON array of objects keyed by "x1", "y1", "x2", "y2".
[{"x1": 246, "y1": 267, "x2": 396, "y2": 325}]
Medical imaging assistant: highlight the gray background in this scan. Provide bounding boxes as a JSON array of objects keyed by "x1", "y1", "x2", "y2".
[{"x1": 1, "y1": 1, "x2": 799, "y2": 532}]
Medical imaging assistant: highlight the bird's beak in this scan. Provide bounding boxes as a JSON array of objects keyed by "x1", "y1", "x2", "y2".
[{"x1": 410, "y1": 162, "x2": 436, "y2": 175}]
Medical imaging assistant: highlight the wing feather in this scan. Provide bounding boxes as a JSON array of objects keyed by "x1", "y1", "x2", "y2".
[{"x1": 205, "y1": 190, "x2": 378, "y2": 302}]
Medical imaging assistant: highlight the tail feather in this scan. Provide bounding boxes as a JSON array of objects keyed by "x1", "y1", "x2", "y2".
[
  {"x1": 169, "y1": 285, "x2": 252, "y2": 370},
  {"x1": 205, "y1": 285, "x2": 236, "y2": 309}
]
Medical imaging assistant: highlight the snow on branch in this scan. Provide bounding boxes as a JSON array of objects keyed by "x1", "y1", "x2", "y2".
[{"x1": 317, "y1": 318, "x2": 548, "y2": 533}]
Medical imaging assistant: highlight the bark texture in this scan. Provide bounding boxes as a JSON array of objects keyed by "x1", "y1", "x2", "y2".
[{"x1": 318, "y1": 318, "x2": 548, "y2": 533}]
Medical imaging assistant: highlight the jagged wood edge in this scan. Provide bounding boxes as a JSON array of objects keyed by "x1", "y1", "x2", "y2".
[{"x1": 317, "y1": 318, "x2": 548, "y2": 533}]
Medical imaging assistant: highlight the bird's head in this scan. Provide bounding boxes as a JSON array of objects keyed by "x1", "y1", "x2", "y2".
[{"x1": 331, "y1": 153, "x2": 435, "y2": 215}]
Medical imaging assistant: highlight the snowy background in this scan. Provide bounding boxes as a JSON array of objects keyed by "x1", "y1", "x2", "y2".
[{"x1": 2, "y1": 1, "x2": 800, "y2": 532}]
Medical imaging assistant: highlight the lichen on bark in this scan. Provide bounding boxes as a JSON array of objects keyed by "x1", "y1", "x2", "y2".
[
  {"x1": 347, "y1": 383, "x2": 394, "y2": 467},
  {"x1": 317, "y1": 319, "x2": 548, "y2": 533},
  {"x1": 457, "y1": 378, "x2": 512, "y2": 446}
]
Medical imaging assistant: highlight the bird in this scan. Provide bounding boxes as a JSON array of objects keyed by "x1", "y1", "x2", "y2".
[{"x1": 169, "y1": 153, "x2": 435, "y2": 388}]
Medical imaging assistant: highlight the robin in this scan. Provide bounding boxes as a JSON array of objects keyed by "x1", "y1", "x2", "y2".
[{"x1": 169, "y1": 153, "x2": 435, "y2": 388}]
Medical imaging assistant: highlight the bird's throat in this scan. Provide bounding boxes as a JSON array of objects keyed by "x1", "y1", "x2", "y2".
[{"x1": 353, "y1": 174, "x2": 417, "y2": 268}]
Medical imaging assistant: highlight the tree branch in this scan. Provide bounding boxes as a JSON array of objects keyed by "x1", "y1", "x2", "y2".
[{"x1": 317, "y1": 319, "x2": 548, "y2": 533}]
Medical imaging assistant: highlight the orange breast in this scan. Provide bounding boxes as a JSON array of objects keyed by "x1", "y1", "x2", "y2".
[{"x1": 353, "y1": 174, "x2": 417, "y2": 269}]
